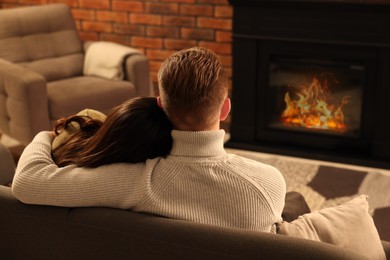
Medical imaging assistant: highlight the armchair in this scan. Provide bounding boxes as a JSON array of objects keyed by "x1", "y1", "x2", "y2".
[{"x1": 0, "y1": 4, "x2": 153, "y2": 146}]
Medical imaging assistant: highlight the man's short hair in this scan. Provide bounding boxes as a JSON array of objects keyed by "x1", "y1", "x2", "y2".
[{"x1": 158, "y1": 47, "x2": 228, "y2": 130}]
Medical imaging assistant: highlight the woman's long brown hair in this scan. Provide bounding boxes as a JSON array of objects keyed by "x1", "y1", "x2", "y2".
[{"x1": 52, "y1": 97, "x2": 173, "y2": 167}]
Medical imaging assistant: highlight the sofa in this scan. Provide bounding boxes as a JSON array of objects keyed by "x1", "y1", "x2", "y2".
[
  {"x1": 1, "y1": 145, "x2": 389, "y2": 259},
  {"x1": 0, "y1": 186, "x2": 389, "y2": 260}
]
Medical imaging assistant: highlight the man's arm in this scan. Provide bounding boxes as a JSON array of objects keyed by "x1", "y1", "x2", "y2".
[
  {"x1": 12, "y1": 131, "x2": 155, "y2": 209},
  {"x1": 246, "y1": 161, "x2": 287, "y2": 221}
]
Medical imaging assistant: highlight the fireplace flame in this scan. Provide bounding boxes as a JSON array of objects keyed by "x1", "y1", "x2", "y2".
[{"x1": 281, "y1": 76, "x2": 349, "y2": 131}]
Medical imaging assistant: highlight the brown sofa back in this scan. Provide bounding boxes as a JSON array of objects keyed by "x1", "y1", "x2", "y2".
[
  {"x1": 0, "y1": 4, "x2": 83, "y2": 81},
  {"x1": 0, "y1": 185, "x2": 377, "y2": 260}
]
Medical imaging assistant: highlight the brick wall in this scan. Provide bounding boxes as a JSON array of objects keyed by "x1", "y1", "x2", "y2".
[{"x1": 1, "y1": 0, "x2": 233, "y2": 129}]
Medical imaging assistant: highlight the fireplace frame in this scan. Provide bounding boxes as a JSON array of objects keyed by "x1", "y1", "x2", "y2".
[{"x1": 226, "y1": 0, "x2": 390, "y2": 169}]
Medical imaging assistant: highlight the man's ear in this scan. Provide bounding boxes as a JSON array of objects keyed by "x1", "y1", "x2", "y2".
[
  {"x1": 220, "y1": 98, "x2": 231, "y2": 121},
  {"x1": 157, "y1": 96, "x2": 163, "y2": 108}
]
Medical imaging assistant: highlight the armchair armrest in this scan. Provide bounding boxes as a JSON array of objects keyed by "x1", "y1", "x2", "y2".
[
  {"x1": 124, "y1": 54, "x2": 154, "y2": 97},
  {"x1": 83, "y1": 41, "x2": 154, "y2": 97},
  {"x1": 0, "y1": 58, "x2": 50, "y2": 145}
]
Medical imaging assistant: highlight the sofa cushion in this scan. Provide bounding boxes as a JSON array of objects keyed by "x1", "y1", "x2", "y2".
[
  {"x1": 18, "y1": 54, "x2": 84, "y2": 82},
  {"x1": 47, "y1": 76, "x2": 136, "y2": 120},
  {"x1": 277, "y1": 195, "x2": 386, "y2": 260}
]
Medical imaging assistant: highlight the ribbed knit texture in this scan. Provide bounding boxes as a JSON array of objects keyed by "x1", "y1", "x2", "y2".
[{"x1": 13, "y1": 130, "x2": 286, "y2": 232}]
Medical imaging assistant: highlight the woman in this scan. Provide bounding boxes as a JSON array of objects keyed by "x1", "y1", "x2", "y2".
[{"x1": 52, "y1": 97, "x2": 173, "y2": 167}]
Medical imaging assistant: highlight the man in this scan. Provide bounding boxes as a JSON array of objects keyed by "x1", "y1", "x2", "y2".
[{"x1": 12, "y1": 47, "x2": 286, "y2": 232}]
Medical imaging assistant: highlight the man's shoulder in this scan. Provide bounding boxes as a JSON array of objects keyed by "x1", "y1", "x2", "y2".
[
  {"x1": 225, "y1": 153, "x2": 285, "y2": 181},
  {"x1": 222, "y1": 154, "x2": 286, "y2": 196},
  {"x1": 225, "y1": 153, "x2": 278, "y2": 170}
]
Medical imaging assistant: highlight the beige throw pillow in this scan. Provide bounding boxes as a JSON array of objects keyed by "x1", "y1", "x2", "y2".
[{"x1": 277, "y1": 195, "x2": 386, "y2": 260}]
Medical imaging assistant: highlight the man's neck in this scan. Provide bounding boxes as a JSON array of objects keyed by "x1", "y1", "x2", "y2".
[{"x1": 173, "y1": 121, "x2": 220, "y2": 131}]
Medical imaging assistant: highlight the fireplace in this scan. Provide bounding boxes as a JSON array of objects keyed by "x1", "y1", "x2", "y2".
[
  {"x1": 226, "y1": 0, "x2": 390, "y2": 169},
  {"x1": 267, "y1": 51, "x2": 365, "y2": 137}
]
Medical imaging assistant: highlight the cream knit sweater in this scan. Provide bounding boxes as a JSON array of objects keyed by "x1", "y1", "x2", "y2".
[{"x1": 13, "y1": 130, "x2": 286, "y2": 232}]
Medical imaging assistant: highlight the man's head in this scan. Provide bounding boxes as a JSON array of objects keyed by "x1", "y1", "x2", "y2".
[{"x1": 157, "y1": 47, "x2": 230, "y2": 131}]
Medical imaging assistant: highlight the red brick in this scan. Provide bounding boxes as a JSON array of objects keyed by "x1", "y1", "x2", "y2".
[
  {"x1": 197, "y1": 17, "x2": 232, "y2": 30},
  {"x1": 97, "y1": 11, "x2": 128, "y2": 23},
  {"x1": 131, "y1": 37, "x2": 163, "y2": 49},
  {"x1": 75, "y1": 20, "x2": 82, "y2": 30},
  {"x1": 197, "y1": 0, "x2": 229, "y2": 4},
  {"x1": 216, "y1": 31, "x2": 232, "y2": 42},
  {"x1": 101, "y1": 33, "x2": 130, "y2": 45},
  {"x1": 114, "y1": 24, "x2": 145, "y2": 36},
  {"x1": 147, "y1": 26, "x2": 179, "y2": 38},
  {"x1": 112, "y1": 1, "x2": 144, "y2": 12},
  {"x1": 146, "y1": 2, "x2": 178, "y2": 14},
  {"x1": 217, "y1": 54, "x2": 232, "y2": 67},
  {"x1": 179, "y1": 4, "x2": 213, "y2": 16},
  {"x1": 215, "y1": 5, "x2": 232, "y2": 18},
  {"x1": 2, "y1": 4, "x2": 19, "y2": 8},
  {"x1": 52, "y1": 0, "x2": 79, "y2": 7},
  {"x1": 78, "y1": 31, "x2": 98, "y2": 42},
  {"x1": 148, "y1": 61, "x2": 162, "y2": 83},
  {"x1": 18, "y1": 0, "x2": 47, "y2": 4},
  {"x1": 146, "y1": 49, "x2": 176, "y2": 61},
  {"x1": 160, "y1": 0, "x2": 194, "y2": 3},
  {"x1": 224, "y1": 67, "x2": 232, "y2": 78},
  {"x1": 150, "y1": 71, "x2": 159, "y2": 86},
  {"x1": 79, "y1": 0, "x2": 110, "y2": 9},
  {"x1": 163, "y1": 15, "x2": 195, "y2": 27},
  {"x1": 181, "y1": 28, "x2": 214, "y2": 40},
  {"x1": 130, "y1": 14, "x2": 162, "y2": 25},
  {"x1": 164, "y1": 39, "x2": 196, "y2": 50},
  {"x1": 82, "y1": 21, "x2": 112, "y2": 33},
  {"x1": 198, "y1": 41, "x2": 231, "y2": 54},
  {"x1": 149, "y1": 60, "x2": 164, "y2": 73},
  {"x1": 72, "y1": 9, "x2": 95, "y2": 20},
  {"x1": 137, "y1": 47, "x2": 146, "y2": 53}
]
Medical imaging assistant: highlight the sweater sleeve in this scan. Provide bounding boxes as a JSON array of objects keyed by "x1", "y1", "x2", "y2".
[
  {"x1": 232, "y1": 156, "x2": 286, "y2": 223},
  {"x1": 251, "y1": 164, "x2": 286, "y2": 222},
  {"x1": 12, "y1": 131, "x2": 155, "y2": 209}
]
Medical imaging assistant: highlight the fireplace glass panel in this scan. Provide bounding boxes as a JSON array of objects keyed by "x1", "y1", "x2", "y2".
[{"x1": 267, "y1": 57, "x2": 364, "y2": 138}]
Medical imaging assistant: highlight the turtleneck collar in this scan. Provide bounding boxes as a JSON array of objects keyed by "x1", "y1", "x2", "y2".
[{"x1": 170, "y1": 130, "x2": 226, "y2": 157}]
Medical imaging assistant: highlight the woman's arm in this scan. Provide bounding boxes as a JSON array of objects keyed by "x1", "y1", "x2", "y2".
[{"x1": 12, "y1": 131, "x2": 155, "y2": 209}]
